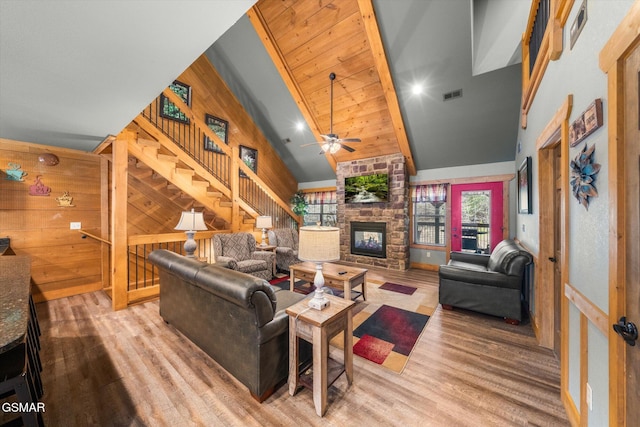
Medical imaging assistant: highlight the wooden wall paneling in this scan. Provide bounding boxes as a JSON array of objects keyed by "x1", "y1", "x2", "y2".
[
  {"x1": 176, "y1": 56, "x2": 298, "y2": 204},
  {"x1": 357, "y1": 0, "x2": 416, "y2": 175},
  {"x1": 0, "y1": 139, "x2": 103, "y2": 302}
]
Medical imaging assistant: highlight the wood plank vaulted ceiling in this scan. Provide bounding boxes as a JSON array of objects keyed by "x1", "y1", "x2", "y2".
[{"x1": 249, "y1": 0, "x2": 417, "y2": 174}]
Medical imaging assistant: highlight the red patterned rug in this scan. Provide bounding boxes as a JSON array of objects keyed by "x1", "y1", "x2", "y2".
[{"x1": 352, "y1": 304, "x2": 429, "y2": 369}]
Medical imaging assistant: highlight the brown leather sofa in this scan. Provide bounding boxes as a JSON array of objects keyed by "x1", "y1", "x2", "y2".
[
  {"x1": 438, "y1": 239, "x2": 533, "y2": 324},
  {"x1": 149, "y1": 249, "x2": 309, "y2": 402}
]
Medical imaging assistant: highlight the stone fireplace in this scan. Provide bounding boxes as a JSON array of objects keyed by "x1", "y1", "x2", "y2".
[{"x1": 337, "y1": 153, "x2": 409, "y2": 270}]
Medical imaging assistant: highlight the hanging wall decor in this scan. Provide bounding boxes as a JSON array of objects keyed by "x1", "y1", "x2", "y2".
[
  {"x1": 159, "y1": 80, "x2": 191, "y2": 123},
  {"x1": 569, "y1": 98, "x2": 603, "y2": 147},
  {"x1": 28, "y1": 175, "x2": 51, "y2": 196},
  {"x1": 4, "y1": 162, "x2": 27, "y2": 181},
  {"x1": 570, "y1": 143, "x2": 601, "y2": 210},
  {"x1": 239, "y1": 145, "x2": 257, "y2": 178},
  {"x1": 56, "y1": 191, "x2": 75, "y2": 207}
]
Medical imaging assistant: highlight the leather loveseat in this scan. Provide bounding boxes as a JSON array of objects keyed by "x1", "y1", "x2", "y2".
[
  {"x1": 148, "y1": 249, "x2": 309, "y2": 402},
  {"x1": 438, "y1": 239, "x2": 533, "y2": 324}
]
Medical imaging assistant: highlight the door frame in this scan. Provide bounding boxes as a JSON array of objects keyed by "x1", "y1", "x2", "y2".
[
  {"x1": 600, "y1": 3, "x2": 640, "y2": 426},
  {"x1": 535, "y1": 95, "x2": 572, "y2": 354}
]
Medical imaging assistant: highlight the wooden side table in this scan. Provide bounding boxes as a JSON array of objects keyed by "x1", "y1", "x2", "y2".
[
  {"x1": 256, "y1": 244, "x2": 277, "y2": 276},
  {"x1": 286, "y1": 294, "x2": 354, "y2": 417}
]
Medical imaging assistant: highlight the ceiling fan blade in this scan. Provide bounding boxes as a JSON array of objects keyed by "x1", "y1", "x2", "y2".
[
  {"x1": 338, "y1": 138, "x2": 361, "y2": 143},
  {"x1": 341, "y1": 144, "x2": 356, "y2": 153}
]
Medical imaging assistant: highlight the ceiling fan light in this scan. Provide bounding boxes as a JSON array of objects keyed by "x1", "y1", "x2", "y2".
[
  {"x1": 321, "y1": 142, "x2": 331, "y2": 152},
  {"x1": 329, "y1": 143, "x2": 341, "y2": 154}
]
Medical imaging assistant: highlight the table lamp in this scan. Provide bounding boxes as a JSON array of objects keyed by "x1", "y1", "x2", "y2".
[
  {"x1": 174, "y1": 208, "x2": 208, "y2": 258},
  {"x1": 298, "y1": 225, "x2": 340, "y2": 310},
  {"x1": 255, "y1": 216, "x2": 273, "y2": 247}
]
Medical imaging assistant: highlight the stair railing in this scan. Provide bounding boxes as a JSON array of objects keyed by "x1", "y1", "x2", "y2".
[{"x1": 141, "y1": 88, "x2": 300, "y2": 229}]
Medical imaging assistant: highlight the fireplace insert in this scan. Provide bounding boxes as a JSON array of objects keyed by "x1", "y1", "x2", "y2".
[{"x1": 350, "y1": 221, "x2": 386, "y2": 258}]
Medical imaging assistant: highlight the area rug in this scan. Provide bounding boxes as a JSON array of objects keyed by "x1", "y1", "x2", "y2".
[
  {"x1": 352, "y1": 304, "x2": 429, "y2": 370},
  {"x1": 379, "y1": 281, "x2": 417, "y2": 295},
  {"x1": 328, "y1": 280, "x2": 437, "y2": 374}
]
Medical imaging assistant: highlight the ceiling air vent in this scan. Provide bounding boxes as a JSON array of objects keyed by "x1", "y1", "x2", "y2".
[
  {"x1": 281, "y1": 137, "x2": 292, "y2": 144},
  {"x1": 442, "y1": 89, "x2": 463, "y2": 101}
]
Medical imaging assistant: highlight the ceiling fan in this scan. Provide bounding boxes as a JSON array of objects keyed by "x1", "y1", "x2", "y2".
[{"x1": 302, "y1": 72, "x2": 361, "y2": 154}]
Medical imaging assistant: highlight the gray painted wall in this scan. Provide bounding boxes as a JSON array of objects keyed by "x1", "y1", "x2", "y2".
[{"x1": 514, "y1": 1, "x2": 634, "y2": 422}]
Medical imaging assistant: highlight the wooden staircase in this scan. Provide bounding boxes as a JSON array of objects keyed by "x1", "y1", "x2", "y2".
[{"x1": 126, "y1": 126, "x2": 256, "y2": 231}]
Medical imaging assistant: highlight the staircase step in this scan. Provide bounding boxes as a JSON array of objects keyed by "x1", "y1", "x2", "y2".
[
  {"x1": 138, "y1": 138, "x2": 160, "y2": 148},
  {"x1": 191, "y1": 179, "x2": 210, "y2": 188},
  {"x1": 175, "y1": 167, "x2": 195, "y2": 176},
  {"x1": 207, "y1": 191, "x2": 223, "y2": 198},
  {"x1": 158, "y1": 153, "x2": 179, "y2": 163},
  {"x1": 219, "y1": 201, "x2": 232, "y2": 208}
]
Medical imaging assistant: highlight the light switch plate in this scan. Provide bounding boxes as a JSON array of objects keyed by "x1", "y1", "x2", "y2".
[{"x1": 70, "y1": 222, "x2": 81, "y2": 230}]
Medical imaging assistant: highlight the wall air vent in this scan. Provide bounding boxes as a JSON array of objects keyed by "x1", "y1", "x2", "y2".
[{"x1": 442, "y1": 89, "x2": 463, "y2": 101}]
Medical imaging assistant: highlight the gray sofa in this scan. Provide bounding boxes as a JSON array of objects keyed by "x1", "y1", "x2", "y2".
[
  {"x1": 148, "y1": 249, "x2": 309, "y2": 402},
  {"x1": 438, "y1": 239, "x2": 533, "y2": 324}
]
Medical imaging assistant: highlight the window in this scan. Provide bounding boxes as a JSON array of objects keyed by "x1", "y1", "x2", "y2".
[
  {"x1": 303, "y1": 191, "x2": 337, "y2": 226},
  {"x1": 412, "y1": 184, "x2": 447, "y2": 246},
  {"x1": 461, "y1": 190, "x2": 491, "y2": 253}
]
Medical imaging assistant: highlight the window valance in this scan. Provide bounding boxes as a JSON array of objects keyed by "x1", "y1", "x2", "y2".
[{"x1": 412, "y1": 184, "x2": 448, "y2": 203}]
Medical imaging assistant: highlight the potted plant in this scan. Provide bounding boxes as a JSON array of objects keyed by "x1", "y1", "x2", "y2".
[{"x1": 290, "y1": 191, "x2": 308, "y2": 216}]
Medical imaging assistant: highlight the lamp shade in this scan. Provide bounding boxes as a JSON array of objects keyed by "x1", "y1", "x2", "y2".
[
  {"x1": 174, "y1": 209, "x2": 207, "y2": 231},
  {"x1": 298, "y1": 225, "x2": 340, "y2": 262},
  {"x1": 255, "y1": 215, "x2": 273, "y2": 229}
]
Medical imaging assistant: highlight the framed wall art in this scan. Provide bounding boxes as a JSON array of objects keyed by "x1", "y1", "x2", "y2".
[
  {"x1": 569, "y1": 98, "x2": 603, "y2": 147},
  {"x1": 204, "y1": 114, "x2": 229, "y2": 153},
  {"x1": 518, "y1": 156, "x2": 532, "y2": 214},
  {"x1": 239, "y1": 145, "x2": 257, "y2": 178},
  {"x1": 160, "y1": 80, "x2": 191, "y2": 123}
]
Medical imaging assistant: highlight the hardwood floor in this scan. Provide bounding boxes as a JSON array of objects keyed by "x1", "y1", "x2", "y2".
[{"x1": 10, "y1": 265, "x2": 569, "y2": 426}]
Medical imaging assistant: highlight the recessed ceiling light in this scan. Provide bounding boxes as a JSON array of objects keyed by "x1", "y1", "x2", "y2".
[
  {"x1": 295, "y1": 121, "x2": 305, "y2": 131},
  {"x1": 411, "y1": 83, "x2": 424, "y2": 95}
]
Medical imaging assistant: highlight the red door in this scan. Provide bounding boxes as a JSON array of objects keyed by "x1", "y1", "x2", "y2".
[{"x1": 450, "y1": 182, "x2": 503, "y2": 253}]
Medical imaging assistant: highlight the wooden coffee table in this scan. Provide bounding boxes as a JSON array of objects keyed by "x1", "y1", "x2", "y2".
[{"x1": 289, "y1": 261, "x2": 367, "y2": 301}]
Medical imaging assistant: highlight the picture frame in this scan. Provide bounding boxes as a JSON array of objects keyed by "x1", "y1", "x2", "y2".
[
  {"x1": 160, "y1": 80, "x2": 191, "y2": 123},
  {"x1": 569, "y1": 98, "x2": 603, "y2": 147},
  {"x1": 204, "y1": 114, "x2": 229, "y2": 153},
  {"x1": 239, "y1": 145, "x2": 257, "y2": 178},
  {"x1": 518, "y1": 156, "x2": 532, "y2": 214}
]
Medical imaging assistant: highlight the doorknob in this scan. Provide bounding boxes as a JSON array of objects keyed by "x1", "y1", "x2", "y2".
[
  {"x1": 548, "y1": 257, "x2": 557, "y2": 262},
  {"x1": 613, "y1": 316, "x2": 638, "y2": 346}
]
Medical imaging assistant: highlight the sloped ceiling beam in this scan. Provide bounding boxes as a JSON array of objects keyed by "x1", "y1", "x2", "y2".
[
  {"x1": 357, "y1": 0, "x2": 416, "y2": 175},
  {"x1": 247, "y1": 5, "x2": 338, "y2": 171}
]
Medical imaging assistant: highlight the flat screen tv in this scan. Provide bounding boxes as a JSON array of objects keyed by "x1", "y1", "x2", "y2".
[{"x1": 344, "y1": 173, "x2": 389, "y2": 203}]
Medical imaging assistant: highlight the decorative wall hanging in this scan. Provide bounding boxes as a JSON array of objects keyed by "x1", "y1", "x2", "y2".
[
  {"x1": 239, "y1": 145, "x2": 257, "y2": 178},
  {"x1": 28, "y1": 175, "x2": 51, "y2": 196},
  {"x1": 518, "y1": 157, "x2": 532, "y2": 214},
  {"x1": 38, "y1": 152, "x2": 59, "y2": 166},
  {"x1": 160, "y1": 80, "x2": 191, "y2": 123},
  {"x1": 204, "y1": 114, "x2": 229, "y2": 153},
  {"x1": 4, "y1": 162, "x2": 27, "y2": 181},
  {"x1": 56, "y1": 191, "x2": 75, "y2": 207},
  {"x1": 569, "y1": 98, "x2": 603, "y2": 147},
  {"x1": 570, "y1": 143, "x2": 600, "y2": 210}
]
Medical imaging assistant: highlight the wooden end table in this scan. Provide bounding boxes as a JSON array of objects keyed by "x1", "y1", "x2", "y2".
[
  {"x1": 286, "y1": 294, "x2": 354, "y2": 417},
  {"x1": 289, "y1": 261, "x2": 367, "y2": 301}
]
